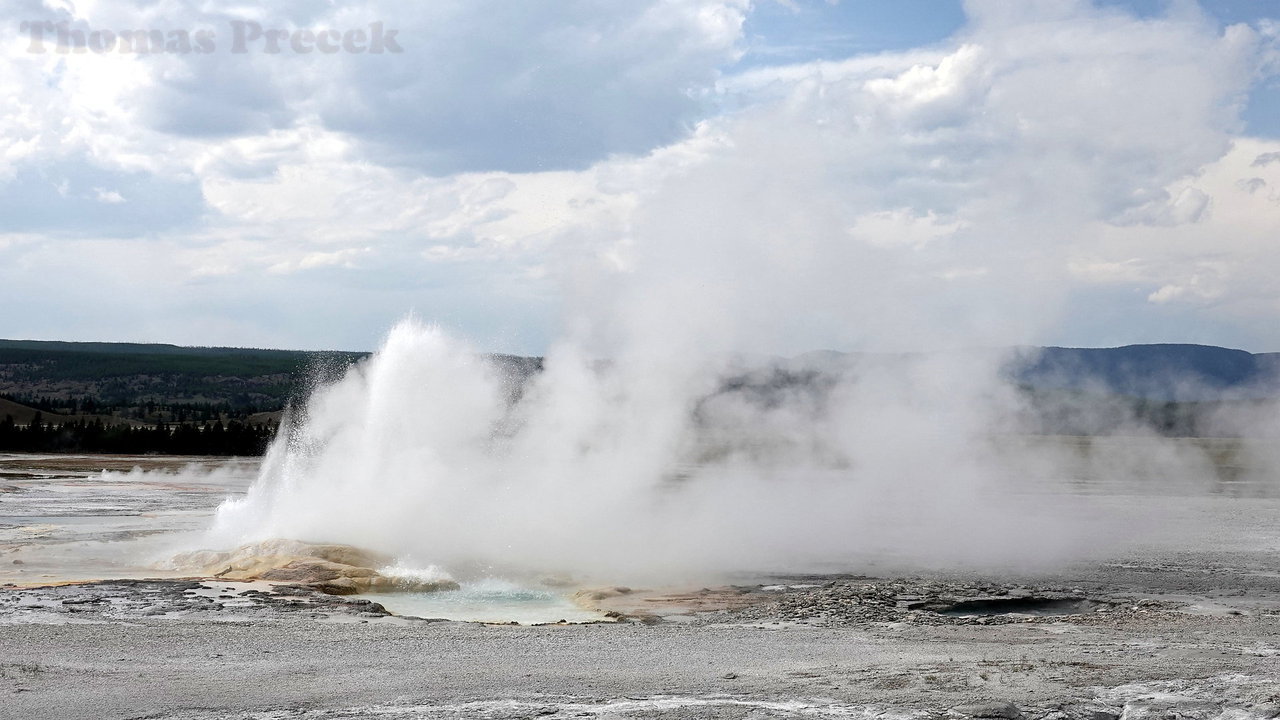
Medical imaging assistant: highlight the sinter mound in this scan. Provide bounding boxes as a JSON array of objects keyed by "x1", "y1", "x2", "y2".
[{"x1": 168, "y1": 539, "x2": 458, "y2": 596}]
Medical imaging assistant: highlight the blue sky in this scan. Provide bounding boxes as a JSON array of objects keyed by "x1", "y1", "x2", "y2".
[
  {"x1": 1, "y1": 0, "x2": 1279, "y2": 353},
  {"x1": 738, "y1": 0, "x2": 969, "y2": 63}
]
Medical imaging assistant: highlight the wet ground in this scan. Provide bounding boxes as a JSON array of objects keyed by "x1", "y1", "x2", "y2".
[
  {"x1": 3, "y1": 567, "x2": 1279, "y2": 720},
  {"x1": 1, "y1": 450, "x2": 1279, "y2": 718},
  {"x1": 0, "y1": 453, "x2": 258, "y2": 585}
]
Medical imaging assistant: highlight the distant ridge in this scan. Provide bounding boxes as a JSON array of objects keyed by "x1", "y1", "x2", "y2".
[
  {"x1": 1008, "y1": 344, "x2": 1280, "y2": 402},
  {"x1": 1, "y1": 338, "x2": 1277, "y2": 447},
  {"x1": 0, "y1": 338, "x2": 359, "y2": 357},
  {"x1": 0, "y1": 340, "x2": 369, "y2": 414},
  {"x1": 2, "y1": 337, "x2": 1277, "y2": 412},
  {"x1": 784, "y1": 343, "x2": 1280, "y2": 402}
]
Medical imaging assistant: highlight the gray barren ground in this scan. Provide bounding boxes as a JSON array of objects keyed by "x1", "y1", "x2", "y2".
[{"x1": 3, "y1": 559, "x2": 1280, "y2": 720}]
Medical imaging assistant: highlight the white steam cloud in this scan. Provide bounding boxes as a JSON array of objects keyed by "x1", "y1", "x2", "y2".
[
  {"x1": 204, "y1": 3, "x2": 1280, "y2": 583},
  {"x1": 206, "y1": 325, "x2": 1067, "y2": 580}
]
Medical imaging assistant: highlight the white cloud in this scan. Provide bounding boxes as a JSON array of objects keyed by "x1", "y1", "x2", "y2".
[
  {"x1": 1148, "y1": 278, "x2": 1223, "y2": 305},
  {"x1": 283, "y1": 0, "x2": 749, "y2": 173},
  {"x1": 270, "y1": 247, "x2": 372, "y2": 275},
  {"x1": 93, "y1": 187, "x2": 125, "y2": 204},
  {"x1": 848, "y1": 208, "x2": 964, "y2": 249},
  {"x1": 1073, "y1": 138, "x2": 1280, "y2": 331},
  {"x1": 1112, "y1": 186, "x2": 1213, "y2": 226},
  {"x1": 1, "y1": 0, "x2": 1279, "y2": 352},
  {"x1": 1252, "y1": 150, "x2": 1280, "y2": 166}
]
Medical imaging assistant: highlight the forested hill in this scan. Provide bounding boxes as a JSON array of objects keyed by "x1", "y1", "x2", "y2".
[
  {"x1": 0, "y1": 339, "x2": 373, "y2": 455},
  {"x1": 1, "y1": 338, "x2": 1277, "y2": 454},
  {"x1": 0, "y1": 339, "x2": 543, "y2": 455},
  {"x1": 0, "y1": 339, "x2": 369, "y2": 419},
  {"x1": 1008, "y1": 344, "x2": 1280, "y2": 402}
]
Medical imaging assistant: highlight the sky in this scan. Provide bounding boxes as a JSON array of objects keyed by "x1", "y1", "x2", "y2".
[{"x1": 1, "y1": 0, "x2": 1279, "y2": 354}]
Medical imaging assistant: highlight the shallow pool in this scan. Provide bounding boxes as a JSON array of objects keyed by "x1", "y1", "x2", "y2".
[{"x1": 363, "y1": 578, "x2": 608, "y2": 624}]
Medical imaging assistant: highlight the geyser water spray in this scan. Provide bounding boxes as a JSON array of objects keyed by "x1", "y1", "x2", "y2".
[{"x1": 204, "y1": 320, "x2": 1177, "y2": 584}]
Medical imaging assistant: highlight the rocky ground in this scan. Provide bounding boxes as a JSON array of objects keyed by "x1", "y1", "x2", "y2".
[
  {"x1": 0, "y1": 578, "x2": 399, "y2": 622},
  {"x1": 3, "y1": 559, "x2": 1280, "y2": 720},
  {"x1": 3, "y1": 453, "x2": 1278, "y2": 719}
]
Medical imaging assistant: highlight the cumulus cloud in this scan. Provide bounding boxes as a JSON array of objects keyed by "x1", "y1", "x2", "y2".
[
  {"x1": 1070, "y1": 137, "x2": 1280, "y2": 343},
  {"x1": 0, "y1": 0, "x2": 1278, "y2": 352},
  {"x1": 7, "y1": 0, "x2": 750, "y2": 174},
  {"x1": 0, "y1": 158, "x2": 203, "y2": 235},
  {"x1": 545, "y1": 0, "x2": 1276, "y2": 356},
  {"x1": 309, "y1": 0, "x2": 750, "y2": 173}
]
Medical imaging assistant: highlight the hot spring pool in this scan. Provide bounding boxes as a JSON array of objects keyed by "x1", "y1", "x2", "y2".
[{"x1": 361, "y1": 579, "x2": 609, "y2": 624}]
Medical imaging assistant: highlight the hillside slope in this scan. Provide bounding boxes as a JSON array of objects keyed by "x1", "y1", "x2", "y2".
[
  {"x1": 1008, "y1": 344, "x2": 1280, "y2": 402},
  {"x1": 0, "y1": 339, "x2": 367, "y2": 412},
  {"x1": 1, "y1": 338, "x2": 1276, "y2": 449}
]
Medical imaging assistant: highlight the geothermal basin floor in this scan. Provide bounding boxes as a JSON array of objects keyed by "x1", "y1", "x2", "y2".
[
  {"x1": 2, "y1": 452, "x2": 1280, "y2": 718},
  {"x1": 4, "y1": 558, "x2": 1280, "y2": 719}
]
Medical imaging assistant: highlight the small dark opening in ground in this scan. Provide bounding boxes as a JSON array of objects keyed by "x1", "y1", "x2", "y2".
[{"x1": 927, "y1": 597, "x2": 1102, "y2": 617}]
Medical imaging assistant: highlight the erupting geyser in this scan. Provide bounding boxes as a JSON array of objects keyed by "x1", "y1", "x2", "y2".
[{"x1": 201, "y1": 320, "x2": 1148, "y2": 585}]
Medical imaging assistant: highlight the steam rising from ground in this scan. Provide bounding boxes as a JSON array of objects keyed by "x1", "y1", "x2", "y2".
[
  {"x1": 206, "y1": 323, "x2": 1277, "y2": 583},
  {"x1": 206, "y1": 3, "x2": 1280, "y2": 583}
]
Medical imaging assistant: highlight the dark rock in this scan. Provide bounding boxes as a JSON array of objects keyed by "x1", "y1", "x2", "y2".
[{"x1": 310, "y1": 578, "x2": 360, "y2": 595}]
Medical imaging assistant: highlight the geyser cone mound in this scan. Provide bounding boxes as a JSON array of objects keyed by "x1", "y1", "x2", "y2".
[{"x1": 168, "y1": 539, "x2": 459, "y2": 596}]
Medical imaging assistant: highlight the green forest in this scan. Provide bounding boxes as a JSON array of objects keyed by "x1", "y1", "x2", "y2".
[
  {"x1": 0, "y1": 339, "x2": 367, "y2": 456},
  {"x1": 1, "y1": 337, "x2": 1274, "y2": 457},
  {"x1": 0, "y1": 414, "x2": 274, "y2": 455}
]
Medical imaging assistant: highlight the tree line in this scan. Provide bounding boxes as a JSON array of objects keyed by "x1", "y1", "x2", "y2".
[
  {"x1": 0, "y1": 414, "x2": 275, "y2": 456},
  {"x1": 2, "y1": 393, "x2": 273, "y2": 422}
]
